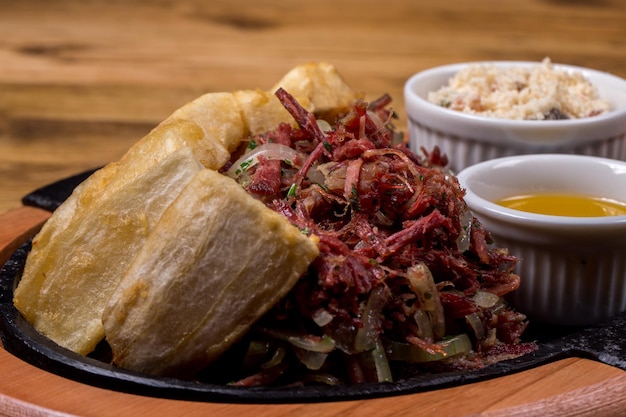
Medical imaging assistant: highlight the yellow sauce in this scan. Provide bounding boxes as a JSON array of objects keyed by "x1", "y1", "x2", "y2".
[{"x1": 496, "y1": 193, "x2": 626, "y2": 217}]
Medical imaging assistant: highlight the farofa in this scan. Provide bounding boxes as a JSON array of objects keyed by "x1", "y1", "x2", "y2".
[{"x1": 428, "y1": 58, "x2": 611, "y2": 120}]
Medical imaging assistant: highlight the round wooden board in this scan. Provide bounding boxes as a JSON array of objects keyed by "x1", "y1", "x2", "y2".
[{"x1": 1, "y1": 206, "x2": 626, "y2": 416}]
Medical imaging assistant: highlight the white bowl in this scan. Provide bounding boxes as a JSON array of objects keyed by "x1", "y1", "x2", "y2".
[
  {"x1": 404, "y1": 61, "x2": 626, "y2": 173},
  {"x1": 457, "y1": 154, "x2": 626, "y2": 326}
]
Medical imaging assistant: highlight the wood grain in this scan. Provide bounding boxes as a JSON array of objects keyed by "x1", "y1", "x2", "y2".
[
  {"x1": 0, "y1": 334, "x2": 625, "y2": 417},
  {"x1": 1, "y1": 0, "x2": 626, "y2": 213},
  {"x1": 0, "y1": 206, "x2": 50, "y2": 265},
  {"x1": 1, "y1": 0, "x2": 626, "y2": 415}
]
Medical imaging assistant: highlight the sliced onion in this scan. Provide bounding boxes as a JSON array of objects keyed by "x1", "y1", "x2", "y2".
[
  {"x1": 226, "y1": 143, "x2": 300, "y2": 178},
  {"x1": 261, "y1": 345, "x2": 287, "y2": 370},
  {"x1": 373, "y1": 339, "x2": 393, "y2": 382},
  {"x1": 386, "y1": 334, "x2": 472, "y2": 363},
  {"x1": 312, "y1": 308, "x2": 335, "y2": 327},
  {"x1": 317, "y1": 162, "x2": 347, "y2": 192},
  {"x1": 456, "y1": 209, "x2": 473, "y2": 253},
  {"x1": 465, "y1": 312, "x2": 486, "y2": 340},
  {"x1": 261, "y1": 328, "x2": 336, "y2": 353},
  {"x1": 354, "y1": 285, "x2": 389, "y2": 352},
  {"x1": 295, "y1": 348, "x2": 328, "y2": 370},
  {"x1": 413, "y1": 309, "x2": 434, "y2": 340},
  {"x1": 472, "y1": 291, "x2": 501, "y2": 309},
  {"x1": 226, "y1": 142, "x2": 327, "y2": 188},
  {"x1": 406, "y1": 263, "x2": 445, "y2": 338},
  {"x1": 317, "y1": 119, "x2": 332, "y2": 133},
  {"x1": 361, "y1": 338, "x2": 393, "y2": 382}
]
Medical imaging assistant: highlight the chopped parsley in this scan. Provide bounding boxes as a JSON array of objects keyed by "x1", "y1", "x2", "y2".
[
  {"x1": 287, "y1": 183, "x2": 297, "y2": 198},
  {"x1": 235, "y1": 159, "x2": 253, "y2": 176}
]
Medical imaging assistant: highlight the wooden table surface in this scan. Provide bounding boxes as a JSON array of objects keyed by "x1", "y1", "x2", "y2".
[{"x1": 2, "y1": 0, "x2": 626, "y2": 416}]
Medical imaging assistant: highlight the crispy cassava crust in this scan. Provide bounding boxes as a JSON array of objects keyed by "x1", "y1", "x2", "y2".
[
  {"x1": 14, "y1": 63, "x2": 359, "y2": 360},
  {"x1": 14, "y1": 145, "x2": 203, "y2": 354},
  {"x1": 102, "y1": 169, "x2": 319, "y2": 377}
]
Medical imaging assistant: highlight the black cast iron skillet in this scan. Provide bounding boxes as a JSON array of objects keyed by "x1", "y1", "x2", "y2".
[{"x1": 1, "y1": 170, "x2": 626, "y2": 404}]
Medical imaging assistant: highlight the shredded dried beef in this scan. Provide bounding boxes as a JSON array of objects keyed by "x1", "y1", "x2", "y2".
[{"x1": 218, "y1": 88, "x2": 537, "y2": 386}]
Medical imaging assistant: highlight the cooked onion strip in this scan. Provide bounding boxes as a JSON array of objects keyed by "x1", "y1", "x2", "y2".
[
  {"x1": 354, "y1": 285, "x2": 389, "y2": 352},
  {"x1": 456, "y1": 209, "x2": 473, "y2": 252},
  {"x1": 472, "y1": 291, "x2": 501, "y2": 309},
  {"x1": 312, "y1": 308, "x2": 334, "y2": 327},
  {"x1": 226, "y1": 142, "x2": 326, "y2": 188},
  {"x1": 216, "y1": 88, "x2": 535, "y2": 385},
  {"x1": 226, "y1": 143, "x2": 301, "y2": 179},
  {"x1": 413, "y1": 309, "x2": 434, "y2": 340},
  {"x1": 465, "y1": 312, "x2": 486, "y2": 340},
  {"x1": 406, "y1": 263, "x2": 446, "y2": 339},
  {"x1": 261, "y1": 328, "x2": 336, "y2": 353},
  {"x1": 295, "y1": 348, "x2": 329, "y2": 370},
  {"x1": 386, "y1": 334, "x2": 472, "y2": 363},
  {"x1": 360, "y1": 338, "x2": 393, "y2": 382}
]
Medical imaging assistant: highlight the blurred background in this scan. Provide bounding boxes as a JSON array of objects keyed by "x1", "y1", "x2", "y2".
[{"x1": 1, "y1": 0, "x2": 625, "y2": 212}]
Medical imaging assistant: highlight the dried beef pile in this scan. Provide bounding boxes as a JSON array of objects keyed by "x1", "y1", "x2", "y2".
[{"x1": 214, "y1": 88, "x2": 537, "y2": 386}]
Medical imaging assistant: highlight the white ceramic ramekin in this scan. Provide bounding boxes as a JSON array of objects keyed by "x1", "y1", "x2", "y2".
[
  {"x1": 404, "y1": 61, "x2": 626, "y2": 173},
  {"x1": 457, "y1": 154, "x2": 626, "y2": 326}
]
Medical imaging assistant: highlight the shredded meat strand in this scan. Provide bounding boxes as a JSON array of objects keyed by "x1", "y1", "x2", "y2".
[{"x1": 222, "y1": 88, "x2": 536, "y2": 386}]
